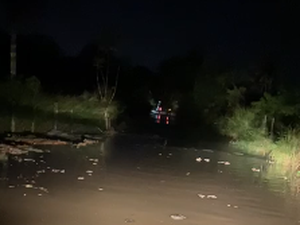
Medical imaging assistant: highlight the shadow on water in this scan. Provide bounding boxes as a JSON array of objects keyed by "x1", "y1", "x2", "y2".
[{"x1": 1, "y1": 134, "x2": 300, "y2": 224}]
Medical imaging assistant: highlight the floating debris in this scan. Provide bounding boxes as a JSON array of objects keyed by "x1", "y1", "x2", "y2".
[
  {"x1": 186, "y1": 172, "x2": 191, "y2": 176},
  {"x1": 198, "y1": 194, "x2": 206, "y2": 198},
  {"x1": 158, "y1": 153, "x2": 162, "y2": 156},
  {"x1": 37, "y1": 170, "x2": 46, "y2": 174},
  {"x1": 77, "y1": 176, "x2": 85, "y2": 180},
  {"x1": 227, "y1": 204, "x2": 239, "y2": 208},
  {"x1": 38, "y1": 193, "x2": 43, "y2": 197},
  {"x1": 218, "y1": 161, "x2": 231, "y2": 165},
  {"x1": 207, "y1": 195, "x2": 217, "y2": 199},
  {"x1": 196, "y1": 157, "x2": 202, "y2": 162},
  {"x1": 204, "y1": 158, "x2": 210, "y2": 163},
  {"x1": 8, "y1": 185, "x2": 15, "y2": 189},
  {"x1": 198, "y1": 194, "x2": 217, "y2": 199},
  {"x1": 24, "y1": 184, "x2": 33, "y2": 189},
  {"x1": 38, "y1": 187, "x2": 49, "y2": 193},
  {"x1": 86, "y1": 170, "x2": 93, "y2": 174},
  {"x1": 89, "y1": 158, "x2": 99, "y2": 162},
  {"x1": 51, "y1": 169, "x2": 65, "y2": 174},
  {"x1": 170, "y1": 214, "x2": 187, "y2": 220},
  {"x1": 124, "y1": 218, "x2": 135, "y2": 223},
  {"x1": 98, "y1": 187, "x2": 104, "y2": 191},
  {"x1": 251, "y1": 168, "x2": 261, "y2": 172},
  {"x1": 24, "y1": 158, "x2": 35, "y2": 162},
  {"x1": 92, "y1": 162, "x2": 98, "y2": 166}
]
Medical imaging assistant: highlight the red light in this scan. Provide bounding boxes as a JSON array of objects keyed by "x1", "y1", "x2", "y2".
[
  {"x1": 166, "y1": 116, "x2": 169, "y2": 120},
  {"x1": 159, "y1": 107, "x2": 162, "y2": 111},
  {"x1": 166, "y1": 120, "x2": 169, "y2": 124}
]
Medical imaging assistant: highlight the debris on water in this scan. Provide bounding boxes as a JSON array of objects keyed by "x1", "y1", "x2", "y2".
[
  {"x1": 23, "y1": 193, "x2": 27, "y2": 197},
  {"x1": 207, "y1": 195, "x2": 217, "y2": 199},
  {"x1": 158, "y1": 153, "x2": 162, "y2": 156},
  {"x1": 8, "y1": 185, "x2": 15, "y2": 189},
  {"x1": 89, "y1": 158, "x2": 99, "y2": 162},
  {"x1": 98, "y1": 187, "x2": 104, "y2": 191},
  {"x1": 168, "y1": 153, "x2": 172, "y2": 156},
  {"x1": 198, "y1": 194, "x2": 206, "y2": 198},
  {"x1": 51, "y1": 169, "x2": 65, "y2": 174},
  {"x1": 38, "y1": 187, "x2": 49, "y2": 193},
  {"x1": 196, "y1": 157, "x2": 202, "y2": 162},
  {"x1": 37, "y1": 170, "x2": 46, "y2": 174},
  {"x1": 198, "y1": 194, "x2": 217, "y2": 199},
  {"x1": 24, "y1": 184, "x2": 33, "y2": 188},
  {"x1": 24, "y1": 158, "x2": 35, "y2": 162},
  {"x1": 38, "y1": 193, "x2": 43, "y2": 197},
  {"x1": 186, "y1": 172, "x2": 190, "y2": 176},
  {"x1": 86, "y1": 170, "x2": 93, "y2": 174},
  {"x1": 77, "y1": 176, "x2": 85, "y2": 180},
  {"x1": 202, "y1": 149, "x2": 214, "y2": 153},
  {"x1": 251, "y1": 168, "x2": 261, "y2": 172},
  {"x1": 218, "y1": 161, "x2": 231, "y2": 165},
  {"x1": 204, "y1": 158, "x2": 210, "y2": 163},
  {"x1": 170, "y1": 214, "x2": 187, "y2": 220},
  {"x1": 124, "y1": 218, "x2": 135, "y2": 223}
]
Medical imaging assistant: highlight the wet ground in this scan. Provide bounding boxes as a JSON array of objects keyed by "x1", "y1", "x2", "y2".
[{"x1": 1, "y1": 133, "x2": 300, "y2": 225}]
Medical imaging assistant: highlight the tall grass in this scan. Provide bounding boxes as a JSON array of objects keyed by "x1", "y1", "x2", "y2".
[
  {"x1": 219, "y1": 107, "x2": 300, "y2": 176},
  {"x1": 0, "y1": 78, "x2": 120, "y2": 132}
]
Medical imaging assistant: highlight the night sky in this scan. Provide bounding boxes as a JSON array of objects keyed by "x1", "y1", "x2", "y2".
[{"x1": 0, "y1": 0, "x2": 298, "y2": 72}]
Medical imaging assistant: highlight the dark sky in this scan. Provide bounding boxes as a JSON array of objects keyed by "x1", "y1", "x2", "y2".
[{"x1": 0, "y1": 0, "x2": 298, "y2": 71}]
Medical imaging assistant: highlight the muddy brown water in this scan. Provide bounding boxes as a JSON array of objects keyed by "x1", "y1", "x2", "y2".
[{"x1": 1, "y1": 134, "x2": 300, "y2": 225}]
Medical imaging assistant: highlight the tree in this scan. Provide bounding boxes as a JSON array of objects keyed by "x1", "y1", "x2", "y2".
[{"x1": 93, "y1": 31, "x2": 121, "y2": 130}]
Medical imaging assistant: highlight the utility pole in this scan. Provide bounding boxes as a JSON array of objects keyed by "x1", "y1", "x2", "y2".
[{"x1": 10, "y1": 32, "x2": 17, "y2": 78}]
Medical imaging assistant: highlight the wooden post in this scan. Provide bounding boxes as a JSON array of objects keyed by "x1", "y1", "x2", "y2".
[
  {"x1": 53, "y1": 102, "x2": 58, "y2": 130},
  {"x1": 31, "y1": 119, "x2": 35, "y2": 133},
  {"x1": 10, "y1": 33, "x2": 17, "y2": 78}
]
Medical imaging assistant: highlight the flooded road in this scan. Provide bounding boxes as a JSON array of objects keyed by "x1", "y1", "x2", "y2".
[{"x1": 1, "y1": 134, "x2": 300, "y2": 225}]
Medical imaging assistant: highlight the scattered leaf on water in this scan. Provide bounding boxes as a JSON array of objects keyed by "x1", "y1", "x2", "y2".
[
  {"x1": 207, "y1": 195, "x2": 217, "y2": 199},
  {"x1": 24, "y1": 184, "x2": 33, "y2": 188},
  {"x1": 251, "y1": 168, "x2": 260, "y2": 172},
  {"x1": 186, "y1": 172, "x2": 190, "y2": 176},
  {"x1": 98, "y1": 187, "x2": 104, "y2": 191},
  {"x1": 77, "y1": 176, "x2": 85, "y2": 180},
  {"x1": 170, "y1": 214, "x2": 187, "y2": 220},
  {"x1": 197, "y1": 194, "x2": 206, "y2": 198},
  {"x1": 204, "y1": 158, "x2": 210, "y2": 163},
  {"x1": 196, "y1": 157, "x2": 202, "y2": 162},
  {"x1": 124, "y1": 218, "x2": 135, "y2": 223}
]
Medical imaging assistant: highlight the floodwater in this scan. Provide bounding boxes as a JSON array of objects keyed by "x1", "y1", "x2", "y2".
[{"x1": 1, "y1": 134, "x2": 300, "y2": 225}]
